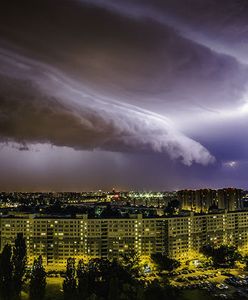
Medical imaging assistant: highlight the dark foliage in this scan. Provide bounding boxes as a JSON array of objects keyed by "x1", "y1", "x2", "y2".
[
  {"x1": 144, "y1": 280, "x2": 181, "y2": 300},
  {"x1": 70, "y1": 252, "x2": 144, "y2": 300},
  {"x1": 29, "y1": 255, "x2": 46, "y2": 300},
  {"x1": 12, "y1": 233, "x2": 27, "y2": 296},
  {"x1": 63, "y1": 258, "x2": 77, "y2": 300},
  {"x1": 151, "y1": 253, "x2": 181, "y2": 271},
  {"x1": 0, "y1": 244, "x2": 13, "y2": 300},
  {"x1": 164, "y1": 200, "x2": 180, "y2": 215},
  {"x1": 200, "y1": 244, "x2": 241, "y2": 267}
]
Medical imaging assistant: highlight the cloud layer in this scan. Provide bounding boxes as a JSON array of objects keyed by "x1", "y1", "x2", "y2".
[
  {"x1": 0, "y1": 47, "x2": 214, "y2": 166},
  {"x1": 0, "y1": 0, "x2": 248, "y2": 190}
]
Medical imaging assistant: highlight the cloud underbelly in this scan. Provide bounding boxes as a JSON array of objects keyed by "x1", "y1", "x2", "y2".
[{"x1": 0, "y1": 47, "x2": 215, "y2": 166}]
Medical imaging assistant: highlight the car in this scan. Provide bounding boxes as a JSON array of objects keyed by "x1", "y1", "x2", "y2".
[
  {"x1": 216, "y1": 283, "x2": 228, "y2": 290},
  {"x1": 219, "y1": 294, "x2": 228, "y2": 299}
]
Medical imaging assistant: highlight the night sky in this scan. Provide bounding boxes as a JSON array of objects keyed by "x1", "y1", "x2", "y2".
[{"x1": 0, "y1": 0, "x2": 248, "y2": 191}]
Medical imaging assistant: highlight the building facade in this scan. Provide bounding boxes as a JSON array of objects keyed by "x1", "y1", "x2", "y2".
[
  {"x1": 0, "y1": 214, "x2": 166, "y2": 267},
  {"x1": 1, "y1": 211, "x2": 248, "y2": 267},
  {"x1": 178, "y1": 188, "x2": 244, "y2": 212}
]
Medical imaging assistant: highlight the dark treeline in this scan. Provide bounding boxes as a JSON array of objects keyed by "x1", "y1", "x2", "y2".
[
  {"x1": 0, "y1": 233, "x2": 27, "y2": 299},
  {"x1": 200, "y1": 245, "x2": 241, "y2": 268},
  {"x1": 62, "y1": 250, "x2": 180, "y2": 300},
  {"x1": 2, "y1": 233, "x2": 246, "y2": 300},
  {"x1": 0, "y1": 233, "x2": 46, "y2": 300}
]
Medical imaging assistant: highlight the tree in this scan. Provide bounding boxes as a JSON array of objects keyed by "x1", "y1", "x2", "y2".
[
  {"x1": 144, "y1": 280, "x2": 181, "y2": 300},
  {"x1": 77, "y1": 259, "x2": 89, "y2": 299},
  {"x1": 63, "y1": 258, "x2": 77, "y2": 299},
  {"x1": 109, "y1": 259, "x2": 132, "y2": 285},
  {"x1": 200, "y1": 244, "x2": 214, "y2": 259},
  {"x1": 151, "y1": 253, "x2": 181, "y2": 272},
  {"x1": 144, "y1": 280, "x2": 165, "y2": 300},
  {"x1": 76, "y1": 257, "x2": 142, "y2": 300},
  {"x1": 107, "y1": 276, "x2": 120, "y2": 300},
  {"x1": 87, "y1": 258, "x2": 112, "y2": 298},
  {"x1": 200, "y1": 244, "x2": 241, "y2": 267},
  {"x1": 108, "y1": 258, "x2": 141, "y2": 300},
  {"x1": 213, "y1": 245, "x2": 241, "y2": 267},
  {"x1": 12, "y1": 233, "x2": 27, "y2": 296},
  {"x1": 120, "y1": 250, "x2": 141, "y2": 278},
  {"x1": 164, "y1": 200, "x2": 180, "y2": 216},
  {"x1": 100, "y1": 205, "x2": 122, "y2": 218},
  {"x1": 117, "y1": 253, "x2": 144, "y2": 300},
  {"x1": 29, "y1": 256, "x2": 46, "y2": 300},
  {"x1": 0, "y1": 244, "x2": 13, "y2": 299}
]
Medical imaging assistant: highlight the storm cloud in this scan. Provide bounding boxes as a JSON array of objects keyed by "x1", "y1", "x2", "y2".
[
  {"x1": 0, "y1": 47, "x2": 214, "y2": 166},
  {"x1": 0, "y1": 0, "x2": 248, "y2": 190}
]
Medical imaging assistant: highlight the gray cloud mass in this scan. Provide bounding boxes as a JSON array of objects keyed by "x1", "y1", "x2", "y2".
[
  {"x1": 0, "y1": 48, "x2": 214, "y2": 166},
  {"x1": 0, "y1": 0, "x2": 247, "y2": 190}
]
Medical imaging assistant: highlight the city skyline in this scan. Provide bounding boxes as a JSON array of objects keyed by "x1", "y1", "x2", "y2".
[
  {"x1": 1, "y1": 0, "x2": 248, "y2": 191},
  {"x1": 0, "y1": 187, "x2": 248, "y2": 299}
]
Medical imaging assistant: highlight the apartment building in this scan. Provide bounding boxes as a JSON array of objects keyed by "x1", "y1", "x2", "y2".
[
  {"x1": 165, "y1": 211, "x2": 248, "y2": 260},
  {"x1": 0, "y1": 214, "x2": 166, "y2": 267},
  {"x1": 1, "y1": 211, "x2": 248, "y2": 267},
  {"x1": 177, "y1": 188, "x2": 244, "y2": 213}
]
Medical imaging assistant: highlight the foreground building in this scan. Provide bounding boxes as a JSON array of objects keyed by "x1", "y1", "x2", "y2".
[{"x1": 1, "y1": 211, "x2": 248, "y2": 267}]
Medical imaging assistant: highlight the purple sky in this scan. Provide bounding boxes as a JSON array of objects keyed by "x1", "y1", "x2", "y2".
[{"x1": 0, "y1": 0, "x2": 248, "y2": 191}]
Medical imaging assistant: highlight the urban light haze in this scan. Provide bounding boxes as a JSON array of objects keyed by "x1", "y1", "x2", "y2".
[{"x1": 1, "y1": 0, "x2": 248, "y2": 191}]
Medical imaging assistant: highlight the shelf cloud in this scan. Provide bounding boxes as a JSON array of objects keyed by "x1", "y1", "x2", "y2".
[
  {"x1": 0, "y1": 0, "x2": 248, "y2": 189},
  {"x1": 0, "y1": 48, "x2": 214, "y2": 166}
]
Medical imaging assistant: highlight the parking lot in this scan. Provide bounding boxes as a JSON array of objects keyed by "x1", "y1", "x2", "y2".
[{"x1": 168, "y1": 267, "x2": 248, "y2": 299}]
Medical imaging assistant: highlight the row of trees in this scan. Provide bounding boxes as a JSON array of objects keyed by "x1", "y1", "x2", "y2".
[
  {"x1": 0, "y1": 233, "x2": 27, "y2": 299},
  {"x1": 63, "y1": 250, "x2": 180, "y2": 300},
  {"x1": 29, "y1": 256, "x2": 46, "y2": 300},
  {"x1": 63, "y1": 250, "x2": 143, "y2": 300},
  {"x1": 0, "y1": 233, "x2": 46, "y2": 300},
  {"x1": 200, "y1": 244, "x2": 241, "y2": 268},
  {"x1": 151, "y1": 253, "x2": 181, "y2": 272}
]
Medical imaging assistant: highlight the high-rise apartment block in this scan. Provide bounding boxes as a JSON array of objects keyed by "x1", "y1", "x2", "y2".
[
  {"x1": 178, "y1": 188, "x2": 243, "y2": 212},
  {"x1": 1, "y1": 211, "x2": 248, "y2": 267}
]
